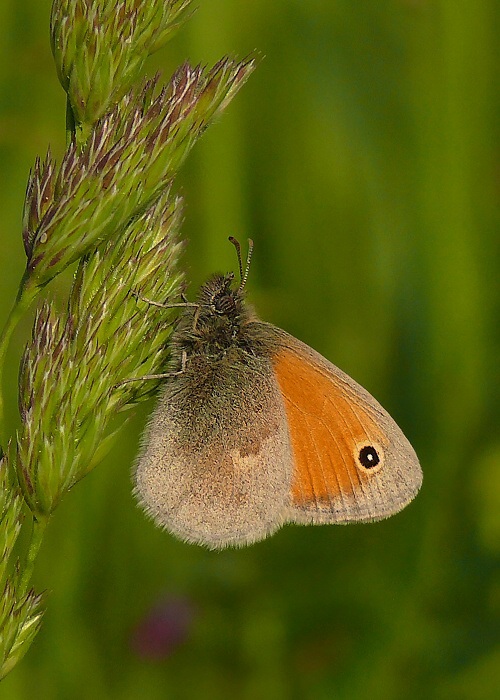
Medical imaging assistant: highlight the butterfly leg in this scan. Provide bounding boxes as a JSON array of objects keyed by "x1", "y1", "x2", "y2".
[
  {"x1": 131, "y1": 290, "x2": 198, "y2": 310},
  {"x1": 115, "y1": 351, "x2": 187, "y2": 387}
]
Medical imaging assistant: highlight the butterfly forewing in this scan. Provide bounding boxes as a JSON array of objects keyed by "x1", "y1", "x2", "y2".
[{"x1": 265, "y1": 327, "x2": 422, "y2": 524}]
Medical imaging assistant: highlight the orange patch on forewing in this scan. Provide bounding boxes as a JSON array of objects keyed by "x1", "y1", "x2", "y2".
[{"x1": 273, "y1": 349, "x2": 386, "y2": 509}]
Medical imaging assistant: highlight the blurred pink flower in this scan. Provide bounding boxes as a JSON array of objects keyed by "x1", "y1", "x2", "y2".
[{"x1": 131, "y1": 594, "x2": 195, "y2": 659}]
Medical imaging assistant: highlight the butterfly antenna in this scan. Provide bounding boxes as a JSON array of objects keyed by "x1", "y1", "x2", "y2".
[
  {"x1": 228, "y1": 236, "x2": 243, "y2": 281},
  {"x1": 240, "y1": 239, "x2": 254, "y2": 291},
  {"x1": 228, "y1": 236, "x2": 254, "y2": 291}
]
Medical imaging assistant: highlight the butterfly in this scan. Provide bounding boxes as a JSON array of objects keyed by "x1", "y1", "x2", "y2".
[{"x1": 134, "y1": 238, "x2": 422, "y2": 548}]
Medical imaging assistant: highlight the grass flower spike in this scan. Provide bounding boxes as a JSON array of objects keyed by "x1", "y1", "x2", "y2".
[
  {"x1": 17, "y1": 190, "x2": 184, "y2": 516},
  {"x1": 51, "y1": 0, "x2": 193, "y2": 138},
  {"x1": 0, "y1": 453, "x2": 45, "y2": 680},
  {"x1": 0, "y1": 0, "x2": 255, "y2": 678},
  {"x1": 22, "y1": 61, "x2": 255, "y2": 294}
]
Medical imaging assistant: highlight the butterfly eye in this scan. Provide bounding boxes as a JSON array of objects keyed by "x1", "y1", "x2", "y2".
[
  {"x1": 356, "y1": 443, "x2": 384, "y2": 474},
  {"x1": 214, "y1": 294, "x2": 236, "y2": 315}
]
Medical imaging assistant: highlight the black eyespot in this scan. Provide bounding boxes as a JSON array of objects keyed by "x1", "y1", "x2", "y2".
[{"x1": 358, "y1": 445, "x2": 381, "y2": 470}]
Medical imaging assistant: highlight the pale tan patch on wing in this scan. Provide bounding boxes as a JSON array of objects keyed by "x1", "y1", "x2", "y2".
[{"x1": 273, "y1": 349, "x2": 387, "y2": 510}]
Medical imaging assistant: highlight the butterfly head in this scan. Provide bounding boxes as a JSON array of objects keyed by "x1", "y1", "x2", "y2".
[
  {"x1": 197, "y1": 272, "x2": 242, "y2": 319},
  {"x1": 177, "y1": 239, "x2": 256, "y2": 355},
  {"x1": 195, "y1": 237, "x2": 254, "y2": 323}
]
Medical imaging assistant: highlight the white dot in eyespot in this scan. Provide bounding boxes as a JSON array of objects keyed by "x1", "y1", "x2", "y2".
[{"x1": 355, "y1": 441, "x2": 385, "y2": 474}]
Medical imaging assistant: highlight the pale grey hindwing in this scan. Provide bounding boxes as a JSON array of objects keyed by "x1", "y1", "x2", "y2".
[{"x1": 134, "y1": 349, "x2": 294, "y2": 548}]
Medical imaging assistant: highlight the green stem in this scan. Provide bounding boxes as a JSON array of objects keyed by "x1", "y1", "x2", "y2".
[
  {"x1": 65, "y1": 94, "x2": 76, "y2": 147},
  {"x1": 0, "y1": 279, "x2": 37, "y2": 447},
  {"x1": 19, "y1": 515, "x2": 48, "y2": 596}
]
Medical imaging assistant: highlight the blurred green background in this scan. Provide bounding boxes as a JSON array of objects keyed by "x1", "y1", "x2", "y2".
[{"x1": 1, "y1": 1, "x2": 499, "y2": 698}]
